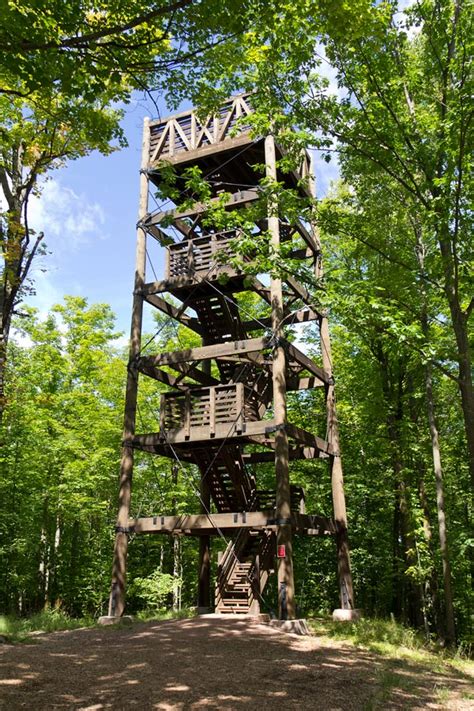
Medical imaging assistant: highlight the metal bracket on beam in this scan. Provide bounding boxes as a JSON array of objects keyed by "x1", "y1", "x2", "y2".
[
  {"x1": 265, "y1": 423, "x2": 286, "y2": 435},
  {"x1": 115, "y1": 525, "x2": 136, "y2": 534}
]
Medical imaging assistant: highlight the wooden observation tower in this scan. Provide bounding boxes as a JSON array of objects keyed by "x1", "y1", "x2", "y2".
[{"x1": 106, "y1": 95, "x2": 356, "y2": 621}]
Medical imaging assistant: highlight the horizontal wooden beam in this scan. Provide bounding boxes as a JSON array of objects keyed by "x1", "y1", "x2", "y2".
[
  {"x1": 130, "y1": 417, "x2": 277, "y2": 448},
  {"x1": 138, "y1": 336, "x2": 270, "y2": 368},
  {"x1": 149, "y1": 132, "x2": 254, "y2": 170},
  {"x1": 148, "y1": 189, "x2": 259, "y2": 224},
  {"x1": 242, "y1": 307, "x2": 320, "y2": 332},
  {"x1": 143, "y1": 293, "x2": 203, "y2": 335},
  {"x1": 129, "y1": 420, "x2": 331, "y2": 457},
  {"x1": 172, "y1": 361, "x2": 220, "y2": 386},
  {"x1": 143, "y1": 276, "x2": 195, "y2": 295},
  {"x1": 131, "y1": 511, "x2": 272, "y2": 534},
  {"x1": 286, "y1": 376, "x2": 325, "y2": 391},
  {"x1": 293, "y1": 512, "x2": 336, "y2": 534},
  {"x1": 285, "y1": 422, "x2": 335, "y2": 456},
  {"x1": 242, "y1": 444, "x2": 325, "y2": 462},
  {"x1": 282, "y1": 339, "x2": 331, "y2": 384},
  {"x1": 285, "y1": 274, "x2": 322, "y2": 308},
  {"x1": 137, "y1": 362, "x2": 219, "y2": 388},
  {"x1": 137, "y1": 335, "x2": 328, "y2": 390},
  {"x1": 128, "y1": 510, "x2": 335, "y2": 535},
  {"x1": 142, "y1": 268, "x2": 245, "y2": 295}
]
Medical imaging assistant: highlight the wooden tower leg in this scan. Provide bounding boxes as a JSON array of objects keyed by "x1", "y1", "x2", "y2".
[
  {"x1": 198, "y1": 475, "x2": 211, "y2": 612},
  {"x1": 265, "y1": 134, "x2": 296, "y2": 620},
  {"x1": 320, "y1": 315, "x2": 355, "y2": 611},
  {"x1": 105, "y1": 118, "x2": 150, "y2": 619}
]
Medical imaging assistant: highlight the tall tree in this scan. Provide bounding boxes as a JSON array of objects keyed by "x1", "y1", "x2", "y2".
[
  {"x1": 256, "y1": 1, "x2": 474, "y2": 484},
  {"x1": 0, "y1": 92, "x2": 124, "y2": 422},
  {"x1": 171, "y1": 0, "x2": 473, "y2": 485},
  {"x1": 0, "y1": 298, "x2": 124, "y2": 613}
]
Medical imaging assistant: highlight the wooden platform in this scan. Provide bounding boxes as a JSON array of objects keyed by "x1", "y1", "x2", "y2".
[{"x1": 146, "y1": 95, "x2": 312, "y2": 199}]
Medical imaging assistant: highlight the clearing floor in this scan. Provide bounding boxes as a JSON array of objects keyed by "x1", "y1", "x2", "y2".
[{"x1": 0, "y1": 616, "x2": 472, "y2": 710}]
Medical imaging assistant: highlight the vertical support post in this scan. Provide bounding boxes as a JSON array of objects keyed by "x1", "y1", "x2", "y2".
[
  {"x1": 320, "y1": 315, "x2": 355, "y2": 610},
  {"x1": 187, "y1": 238, "x2": 194, "y2": 276},
  {"x1": 165, "y1": 244, "x2": 171, "y2": 280},
  {"x1": 171, "y1": 463, "x2": 182, "y2": 612},
  {"x1": 250, "y1": 553, "x2": 261, "y2": 615},
  {"x1": 209, "y1": 386, "x2": 216, "y2": 436},
  {"x1": 184, "y1": 390, "x2": 191, "y2": 439},
  {"x1": 169, "y1": 120, "x2": 175, "y2": 157},
  {"x1": 308, "y1": 154, "x2": 323, "y2": 281},
  {"x1": 159, "y1": 393, "x2": 166, "y2": 432},
  {"x1": 265, "y1": 134, "x2": 296, "y2": 620},
  {"x1": 191, "y1": 113, "x2": 196, "y2": 150},
  {"x1": 198, "y1": 351, "x2": 212, "y2": 612},
  {"x1": 107, "y1": 117, "x2": 150, "y2": 618},
  {"x1": 235, "y1": 382, "x2": 244, "y2": 434}
]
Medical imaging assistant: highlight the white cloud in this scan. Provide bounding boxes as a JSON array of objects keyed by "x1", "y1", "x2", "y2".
[{"x1": 28, "y1": 178, "x2": 106, "y2": 252}]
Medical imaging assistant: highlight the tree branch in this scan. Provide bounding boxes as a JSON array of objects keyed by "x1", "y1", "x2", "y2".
[{"x1": 1, "y1": 0, "x2": 194, "y2": 51}]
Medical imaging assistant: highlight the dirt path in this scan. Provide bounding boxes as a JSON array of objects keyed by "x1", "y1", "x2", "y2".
[{"x1": 0, "y1": 617, "x2": 472, "y2": 710}]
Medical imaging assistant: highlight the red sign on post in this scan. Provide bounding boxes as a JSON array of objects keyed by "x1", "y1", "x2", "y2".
[{"x1": 277, "y1": 544, "x2": 286, "y2": 558}]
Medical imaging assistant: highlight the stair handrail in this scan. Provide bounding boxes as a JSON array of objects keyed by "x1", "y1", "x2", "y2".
[{"x1": 215, "y1": 489, "x2": 259, "y2": 597}]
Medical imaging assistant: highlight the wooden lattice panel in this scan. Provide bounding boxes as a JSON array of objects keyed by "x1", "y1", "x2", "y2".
[
  {"x1": 166, "y1": 230, "x2": 240, "y2": 280},
  {"x1": 148, "y1": 95, "x2": 253, "y2": 165},
  {"x1": 160, "y1": 383, "x2": 245, "y2": 439}
]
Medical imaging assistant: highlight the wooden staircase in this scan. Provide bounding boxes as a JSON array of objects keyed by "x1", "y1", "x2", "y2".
[
  {"x1": 215, "y1": 529, "x2": 275, "y2": 614},
  {"x1": 130, "y1": 226, "x2": 338, "y2": 613}
]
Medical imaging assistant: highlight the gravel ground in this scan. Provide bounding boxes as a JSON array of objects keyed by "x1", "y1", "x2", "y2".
[{"x1": 0, "y1": 616, "x2": 472, "y2": 710}]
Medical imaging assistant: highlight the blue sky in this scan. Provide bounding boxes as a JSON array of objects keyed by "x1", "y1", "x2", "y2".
[
  {"x1": 27, "y1": 96, "x2": 159, "y2": 338},
  {"x1": 26, "y1": 93, "x2": 340, "y2": 339}
]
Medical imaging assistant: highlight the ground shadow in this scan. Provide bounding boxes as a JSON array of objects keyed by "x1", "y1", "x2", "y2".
[{"x1": 0, "y1": 617, "x2": 472, "y2": 710}]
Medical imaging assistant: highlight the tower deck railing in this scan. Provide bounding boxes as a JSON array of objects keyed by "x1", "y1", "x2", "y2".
[
  {"x1": 166, "y1": 229, "x2": 241, "y2": 280},
  {"x1": 148, "y1": 95, "x2": 253, "y2": 164}
]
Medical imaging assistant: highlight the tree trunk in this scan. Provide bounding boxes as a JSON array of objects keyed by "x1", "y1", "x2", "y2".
[
  {"x1": 376, "y1": 346, "x2": 421, "y2": 624},
  {"x1": 418, "y1": 477, "x2": 441, "y2": 637},
  {"x1": 425, "y1": 363, "x2": 456, "y2": 645},
  {"x1": 48, "y1": 516, "x2": 61, "y2": 608},
  {"x1": 437, "y1": 230, "x2": 474, "y2": 489},
  {"x1": 173, "y1": 536, "x2": 181, "y2": 612},
  {"x1": 449, "y1": 306, "x2": 474, "y2": 490},
  {"x1": 0, "y1": 231, "x2": 16, "y2": 429},
  {"x1": 68, "y1": 520, "x2": 80, "y2": 615},
  {"x1": 38, "y1": 495, "x2": 49, "y2": 608},
  {"x1": 0, "y1": 175, "x2": 25, "y2": 427},
  {"x1": 415, "y1": 224, "x2": 457, "y2": 643}
]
